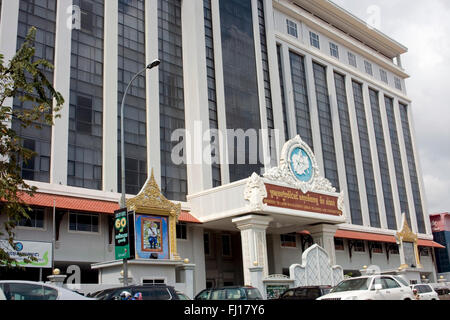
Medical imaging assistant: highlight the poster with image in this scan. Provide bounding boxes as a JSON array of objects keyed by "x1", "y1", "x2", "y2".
[{"x1": 135, "y1": 214, "x2": 170, "y2": 260}]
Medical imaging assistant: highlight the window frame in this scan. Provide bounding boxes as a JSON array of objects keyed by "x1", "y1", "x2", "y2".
[
  {"x1": 364, "y1": 60, "x2": 373, "y2": 76},
  {"x1": 309, "y1": 31, "x2": 320, "y2": 49},
  {"x1": 286, "y1": 19, "x2": 298, "y2": 38},
  {"x1": 68, "y1": 211, "x2": 100, "y2": 234},
  {"x1": 280, "y1": 233, "x2": 297, "y2": 249},
  {"x1": 176, "y1": 222, "x2": 188, "y2": 241},
  {"x1": 348, "y1": 51, "x2": 357, "y2": 68},
  {"x1": 380, "y1": 69, "x2": 388, "y2": 84},
  {"x1": 334, "y1": 238, "x2": 345, "y2": 251},
  {"x1": 221, "y1": 233, "x2": 232, "y2": 257},
  {"x1": 17, "y1": 207, "x2": 46, "y2": 231},
  {"x1": 329, "y1": 42, "x2": 339, "y2": 59}
]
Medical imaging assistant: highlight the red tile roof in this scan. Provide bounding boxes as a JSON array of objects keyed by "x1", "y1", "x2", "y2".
[
  {"x1": 12, "y1": 192, "x2": 201, "y2": 223},
  {"x1": 335, "y1": 229, "x2": 445, "y2": 248}
]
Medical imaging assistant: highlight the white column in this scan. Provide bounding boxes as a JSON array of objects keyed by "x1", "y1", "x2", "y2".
[
  {"x1": 233, "y1": 215, "x2": 273, "y2": 285},
  {"x1": 326, "y1": 68, "x2": 349, "y2": 215},
  {"x1": 406, "y1": 103, "x2": 432, "y2": 235},
  {"x1": 251, "y1": 0, "x2": 271, "y2": 173},
  {"x1": 308, "y1": 224, "x2": 339, "y2": 265},
  {"x1": 192, "y1": 226, "x2": 206, "y2": 295},
  {"x1": 263, "y1": 0, "x2": 285, "y2": 160},
  {"x1": 280, "y1": 44, "x2": 296, "y2": 140},
  {"x1": 379, "y1": 94, "x2": 402, "y2": 229},
  {"x1": 393, "y1": 98, "x2": 418, "y2": 233},
  {"x1": 0, "y1": 0, "x2": 19, "y2": 134},
  {"x1": 102, "y1": 1, "x2": 118, "y2": 192},
  {"x1": 181, "y1": 0, "x2": 213, "y2": 193},
  {"x1": 362, "y1": 84, "x2": 387, "y2": 229},
  {"x1": 210, "y1": 0, "x2": 230, "y2": 185},
  {"x1": 345, "y1": 77, "x2": 370, "y2": 226},
  {"x1": 145, "y1": 0, "x2": 161, "y2": 186},
  {"x1": 50, "y1": 0, "x2": 73, "y2": 186},
  {"x1": 304, "y1": 55, "x2": 324, "y2": 173}
]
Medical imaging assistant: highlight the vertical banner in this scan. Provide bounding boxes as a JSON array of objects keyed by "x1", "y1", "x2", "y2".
[{"x1": 114, "y1": 208, "x2": 131, "y2": 260}]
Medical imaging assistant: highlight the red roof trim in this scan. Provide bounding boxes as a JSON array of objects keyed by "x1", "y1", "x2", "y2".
[
  {"x1": 13, "y1": 192, "x2": 201, "y2": 224},
  {"x1": 335, "y1": 229, "x2": 445, "y2": 248},
  {"x1": 335, "y1": 230, "x2": 397, "y2": 243}
]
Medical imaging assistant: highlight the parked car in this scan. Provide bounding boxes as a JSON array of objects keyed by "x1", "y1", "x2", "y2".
[
  {"x1": 410, "y1": 284, "x2": 439, "y2": 300},
  {"x1": 93, "y1": 284, "x2": 180, "y2": 300},
  {"x1": 0, "y1": 281, "x2": 93, "y2": 300},
  {"x1": 278, "y1": 286, "x2": 332, "y2": 300},
  {"x1": 317, "y1": 275, "x2": 415, "y2": 300},
  {"x1": 434, "y1": 286, "x2": 450, "y2": 300},
  {"x1": 195, "y1": 286, "x2": 263, "y2": 300}
]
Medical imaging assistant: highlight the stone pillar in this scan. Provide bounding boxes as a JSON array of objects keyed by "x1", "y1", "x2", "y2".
[
  {"x1": 308, "y1": 224, "x2": 339, "y2": 265},
  {"x1": 232, "y1": 215, "x2": 273, "y2": 286},
  {"x1": 47, "y1": 275, "x2": 67, "y2": 287},
  {"x1": 178, "y1": 264, "x2": 196, "y2": 299},
  {"x1": 249, "y1": 266, "x2": 265, "y2": 299}
]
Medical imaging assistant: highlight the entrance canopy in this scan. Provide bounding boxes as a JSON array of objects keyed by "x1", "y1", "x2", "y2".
[{"x1": 188, "y1": 136, "x2": 346, "y2": 232}]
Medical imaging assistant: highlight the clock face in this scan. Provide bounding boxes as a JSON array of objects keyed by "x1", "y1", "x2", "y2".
[{"x1": 289, "y1": 147, "x2": 313, "y2": 182}]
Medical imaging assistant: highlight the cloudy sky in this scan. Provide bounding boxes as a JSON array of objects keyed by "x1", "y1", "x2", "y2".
[{"x1": 331, "y1": 0, "x2": 450, "y2": 215}]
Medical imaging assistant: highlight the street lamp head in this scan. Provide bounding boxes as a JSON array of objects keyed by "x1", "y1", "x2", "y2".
[{"x1": 147, "y1": 59, "x2": 161, "y2": 69}]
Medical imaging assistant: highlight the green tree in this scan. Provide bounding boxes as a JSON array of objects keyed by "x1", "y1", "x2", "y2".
[{"x1": 0, "y1": 27, "x2": 64, "y2": 266}]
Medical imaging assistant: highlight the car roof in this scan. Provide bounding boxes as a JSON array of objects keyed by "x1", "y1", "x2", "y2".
[{"x1": 291, "y1": 285, "x2": 332, "y2": 289}]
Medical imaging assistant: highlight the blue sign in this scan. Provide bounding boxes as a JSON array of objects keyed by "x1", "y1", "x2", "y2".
[{"x1": 289, "y1": 147, "x2": 313, "y2": 182}]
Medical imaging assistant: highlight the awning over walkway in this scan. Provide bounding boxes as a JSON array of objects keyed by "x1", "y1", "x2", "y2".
[
  {"x1": 14, "y1": 192, "x2": 200, "y2": 224},
  {"x1": 335, "y1": 229, "x2": 445, "y2": 248}
]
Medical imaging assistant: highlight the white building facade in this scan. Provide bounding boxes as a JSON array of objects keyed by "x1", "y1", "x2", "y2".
[{"x1": 0, "y1": 0, "x2": 442, "y2": 294}]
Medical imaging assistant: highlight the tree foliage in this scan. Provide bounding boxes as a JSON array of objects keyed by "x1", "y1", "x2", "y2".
[{"x1": 0, "y1": 27, "x2": 64, "y2": 267}]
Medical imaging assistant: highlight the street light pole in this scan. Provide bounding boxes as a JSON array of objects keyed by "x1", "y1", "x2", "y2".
[{"x1": 120, "y1": 59, "x2": 160, "y2": 286}]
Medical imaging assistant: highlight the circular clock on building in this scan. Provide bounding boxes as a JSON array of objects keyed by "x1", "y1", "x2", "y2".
[{"x1": 289, "y1": 147, "x2": 314, "y2": 182}]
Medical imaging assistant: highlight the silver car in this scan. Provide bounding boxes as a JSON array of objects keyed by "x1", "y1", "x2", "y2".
[{"x1": 0, "y1": 281, "x2": 93, "y2": 300}]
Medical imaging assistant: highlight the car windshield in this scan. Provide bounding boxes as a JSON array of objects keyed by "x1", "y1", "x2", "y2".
[{"x1": 331, "y1": 278, "x2": 370, "y2": 293}]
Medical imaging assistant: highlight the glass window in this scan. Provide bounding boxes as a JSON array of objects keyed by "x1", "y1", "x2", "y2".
[
  {"x1": 369, "y1": 89, "x2": 396, "y2": 230},
  {"x1": 370, "y1": 242, "x2": 383, "y2": 253},
  {"x1": 281, "y1": 234, "x2": 297, "y2": 248},
  {"x1": 380, "y1": 69, "x2": 388, "y2": 83},
  {"x1": 289, "y1": 51, "x2": 313, "y2": 148},
  {"x1": 13, "y1": 0, "x2": 57, "y2": 183},
  {"x1": 69, "y1": 212, "x2": 99, "y2": 233},
  {"x1": 335, "y1": 73, "x2": 362, "y2": 225},
  {"x1": 364, "y1": 60, "x2": 373, "y2": 75},
  {"x1": 196, "y1": 290, "x2": 211, "y2": 300},
  {"x1": 204, "y1": 0, "x2": 222, "y2": 187},
  {"x1": 334, "y1": 238, "x2": 344, "y2": 251},
  {"x1": 159, "y1": 0, "x2": 187, "y2": 200},
  {"x1": 225, "y1": 288, "x2": 242, "y2": 300},
  {"x1": 18, "y1": 208, "x2": 45, "y2": 229},
  {"x1": 400, "y1": 103, "x2": 426, "y2": 233},
  {"x1": 332, "y1": 278, "x2": 370, "y2": 293},
  {"x1": 348, "y1": 52, "x2": 357, "y2": 68},
  {"x1": 176, "y1": 222, "x2": 187, "y2": 240},
  {"x1": 219, "y1": 0, "x2": 263, "y2": 182},
  {"x1": 313, "y1": 62, "x2": 339, "y2": 191},
  {"x1": 309, "y1": 31, "x2": 320, "y2": 49},
  {"x1": 329, "y1": 42, "x2": 339, "y2": 58},
  {"x1": 383, "y1": 277, "x2": 400, "y2": 289},
  {"x1": 385, "y1": 97, "x2": 410, "y2": 225},
  {"x1": 2, "y1": 283, "x2": 44, "y2": 300},
  {"x1": 139, "y1": 288, "x2": 171, "y2": 300},
  {"x1": 222, "y1": 234, "x2": 232, "y2": 256},
  {"x1": 204, "y1": 232, "x2": 210, "y2": 256},
  {"x1": 353, "y1": 240, "x2": 365, "y2": 252},
  {"x1": 394, "y1": 77, "x2": 402, "y2": 90},
  {"x1": 286, "y1": 19, "x2": 298, "y2": 38},
  {"x1": 43, "y1": 286, "x2": 58, "y2": 300}
]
